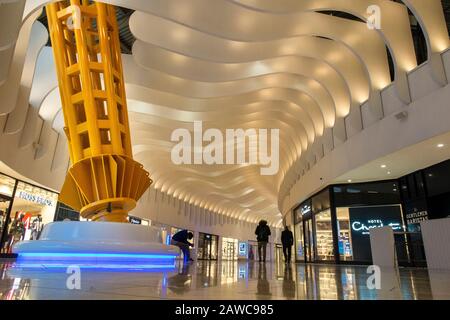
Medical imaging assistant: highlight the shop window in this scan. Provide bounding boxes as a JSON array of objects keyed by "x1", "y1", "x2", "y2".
[
  {"x1": 1, "y1": 181, "x2": 58, "y2": 254},
  {"x1": 221, "y1": 237, "x2": 238, "y2": 261},
  {"x1": 197, "y1": 232, "x2": 218, "y2": 260},
  {"x1": 304, "y1": 218, "x2": 315, "y2": 262},
  {"x1": 336, "y1": 205, "x2": 404, "y2": 263},
  {"x1": 294, "y1": 222, "x2": 304, "y2": 261},
  {"x1": 336, "y1": 208, "x2": 353, "y2": 261}
]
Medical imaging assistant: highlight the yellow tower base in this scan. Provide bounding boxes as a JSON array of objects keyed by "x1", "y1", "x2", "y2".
[{"x1": 46, "y1": 1, "x2": 152, "y2": 222}]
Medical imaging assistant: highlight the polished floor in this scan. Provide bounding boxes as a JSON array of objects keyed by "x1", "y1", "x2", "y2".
[{"x1": 0, "y1": 259, "x2": 449, "y2": 300}]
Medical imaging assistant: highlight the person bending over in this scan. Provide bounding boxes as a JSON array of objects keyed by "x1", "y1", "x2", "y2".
[{"x1": 171, "y1": 230, "x2": 194, "y2": 262}]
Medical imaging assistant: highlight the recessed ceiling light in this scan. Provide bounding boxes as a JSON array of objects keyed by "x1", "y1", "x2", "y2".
[
  {"x1": 387, "y1": 171, "x2": 391, "y2": 175},
  {"x1": 437, "y1": 143, "x2": 445, "y2": 148},
  {"x1": 347, "y1": 179, "x2": 352, "y2": 183},
  {"x1": 381, "y1": 165, "x2": 387, "y2": 168}
]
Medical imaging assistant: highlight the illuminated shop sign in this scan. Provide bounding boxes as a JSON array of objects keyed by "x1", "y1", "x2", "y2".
[
  {"x1": 351, "y1": 219, "x2": 402, "y2": 235},
  {"x1": 17, "y1": 191, "x2": 54, "y2": 207},
  {"x1": 300, "y1": 204, "x2": 311, "y2": 215},
  {"x1": 238, "y1": 242, "x2": 247, "y2": 256},
  {"x1": 295, "y1": 201, "x2": 312, "y2": 223},
  {"x1": 129, "y1": 216, "x2": 142, "y2": 224},
  {"x1": 406, "y1": 210, "x2": 428, "y2": 225}
]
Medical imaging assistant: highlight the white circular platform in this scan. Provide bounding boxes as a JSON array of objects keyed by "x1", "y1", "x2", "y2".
[{"x1": 12, "y1": 221, "x2": 180, "y2": 263}]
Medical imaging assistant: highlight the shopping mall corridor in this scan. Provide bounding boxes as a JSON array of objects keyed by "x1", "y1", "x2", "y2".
[{"x1": 0, "y1": 260, "x2": 449, "y2": 300}]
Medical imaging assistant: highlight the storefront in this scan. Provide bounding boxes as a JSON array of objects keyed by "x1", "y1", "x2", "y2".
[
  {"x1": 293, "y1": 181, "x2": 406, "y2": 265},
  {"x1": 221, "y1": 237, "x2": 238, "y2": 260},
  {"x1": 0, "y1": 173, "x2": 58, "y2": 255},
  {"x1": 197, "y1": 232, "x2": 218, "y2": 260},
  {"x1": 238, "y1": 241, "x2": 248, "y2": 260}
]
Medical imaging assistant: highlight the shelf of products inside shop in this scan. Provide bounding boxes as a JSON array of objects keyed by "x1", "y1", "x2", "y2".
[{"x1": 317, "y1": 242, "x2": 334, "y2": 258}]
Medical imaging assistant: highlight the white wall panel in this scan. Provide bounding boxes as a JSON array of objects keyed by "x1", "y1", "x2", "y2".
[{"x1": 421, "y1": 218, "x2": 450, "y2": 270}]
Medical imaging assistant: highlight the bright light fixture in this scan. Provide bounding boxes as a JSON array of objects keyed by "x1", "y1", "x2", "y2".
[
  {"x1": 381, "y1": 165, "x2": 387, "y2": 168},
  {"x1": 437, "y1": 143, "x2": 445, "y2": 148},
  {"x1": 347, "y1": 179, "x2": 352, "y2": 183}
]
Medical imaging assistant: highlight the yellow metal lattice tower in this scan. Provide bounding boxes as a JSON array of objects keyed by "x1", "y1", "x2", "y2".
[{"x1": 46, "y1": 0, "x2": 152, "y2": 222}]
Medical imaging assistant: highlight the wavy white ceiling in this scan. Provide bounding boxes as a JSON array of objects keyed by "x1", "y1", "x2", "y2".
[{"x1": 1, "y1": 0, "x2": 450, "y2": 226}]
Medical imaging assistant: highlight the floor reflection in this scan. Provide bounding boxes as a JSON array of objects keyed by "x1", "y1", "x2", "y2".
[{"x1": 0, "y1": 259, "x2": 447, "y2": 300}]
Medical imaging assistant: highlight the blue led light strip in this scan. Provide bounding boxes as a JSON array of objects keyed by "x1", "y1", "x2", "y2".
[{"x1": 18, "y1": 253, "x2": 178, "y2": 259}]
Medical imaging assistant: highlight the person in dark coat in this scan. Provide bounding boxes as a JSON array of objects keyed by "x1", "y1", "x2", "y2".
[
  {"x1": 171, "y1": 230, "x2": 194, "y2": 263},
  {"x1": 255, "y1": 220, "x2": 271, "y2": 262},
  {"x1": 281, "y1": 226, "x2": 294, "y2": 263}
]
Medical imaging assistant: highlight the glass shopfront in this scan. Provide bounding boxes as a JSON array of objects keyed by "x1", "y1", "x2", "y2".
[
  {"x1": 333, "y1": 181, "x2": 405, "y2": 263},
  {"x1": 293, "y1": 181, "x2": 406, "y2": 264},
  {"x1": 304, "y1": 216, "x2": 315, "y2": 262},
  {"x1": 221, "y1": 237, "x2": 238, "y2": 260},
  {"x1": 293, "y1": 200, "x2": 310, "y2": 261},
  {"x1": 312, "y1": 186, "x2": 333, "y2": 262},
  {"x1": 314, "y1": 209, "x2": 333, "y2": 261},
  {"x1": 197, "y1": 232, "x2": 218, "y2": 260},
  {"x1": 294, "y1": 190, "x2": 332, "y2": 263},
  {"x1": 0, "y1": 173, "x2": 58, "y2": 255}
]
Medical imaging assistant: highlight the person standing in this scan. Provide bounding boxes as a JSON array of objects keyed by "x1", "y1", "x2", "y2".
[
  {"x1": 255, "y1": 220, "x2": 271, "y2": 262},
  {"x1": 281, "y1": 226, "x2": 294, "y2": 263}
]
